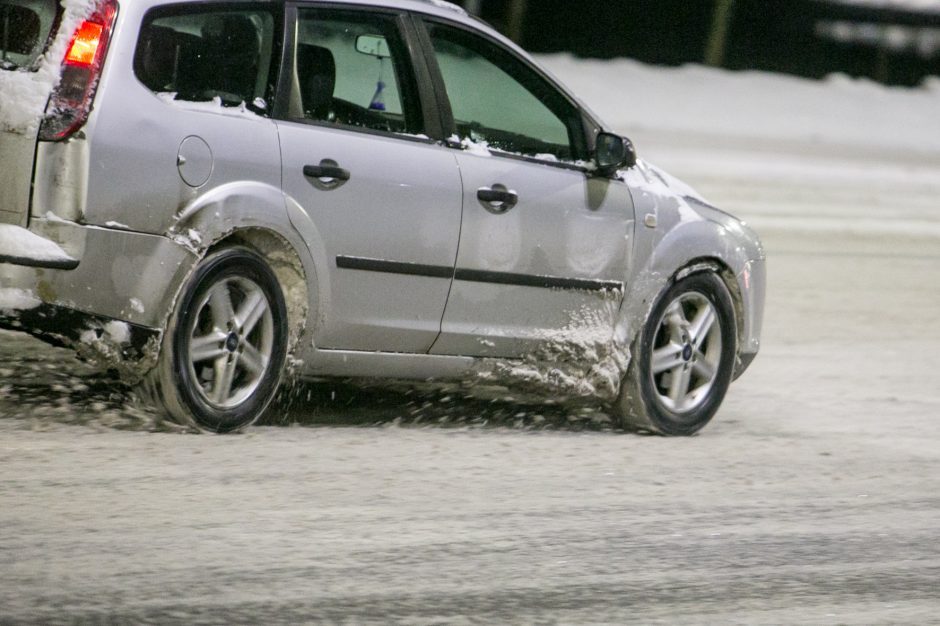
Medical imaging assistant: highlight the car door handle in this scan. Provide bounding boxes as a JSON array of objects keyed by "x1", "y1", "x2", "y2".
[
  {"x1": 303, "y1": 160, "x2": 350, "y2": 185},
  {"x1": 477, "y1": 185, "x2": 518, "y2": 214}
]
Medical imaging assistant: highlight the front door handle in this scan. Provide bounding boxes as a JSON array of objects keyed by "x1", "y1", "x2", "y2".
[
  {"x1": 477, "y1": 185, "x2": 518, "y2": 214},
  {"x1": 304, "y1": 159, "x2": 350, "y2": 188}
]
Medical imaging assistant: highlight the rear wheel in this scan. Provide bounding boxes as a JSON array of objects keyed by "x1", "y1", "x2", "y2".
[
  {"x1": 614, "y1": 271, "x2": 736, "y2": 436},
  {"x1": 144, "y1": 247, "x2": 288, "y2": 433}
]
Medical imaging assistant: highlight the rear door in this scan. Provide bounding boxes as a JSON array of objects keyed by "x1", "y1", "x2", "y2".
[
  {"x1": 0, "y1": 0, "x2": 61, "y2": 226},
  {"x1": 276, "y1": 6, "x2": 462, "y2": 353}
]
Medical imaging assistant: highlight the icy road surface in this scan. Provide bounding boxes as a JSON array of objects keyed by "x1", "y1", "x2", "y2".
[
  {"x1": 3, "y1": 63, "x2": 940, "y2": 622},
  {"x1": 3, "y1": 148, "x2": 940, "y2": 624}
]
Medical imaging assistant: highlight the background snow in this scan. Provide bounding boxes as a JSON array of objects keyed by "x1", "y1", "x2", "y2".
[
  {"x1": 538, "y1": 54, "x2": 940, "y2": 155},
  {"x1": 823, "y1": 0, "x2": 940, "y2": 12}
]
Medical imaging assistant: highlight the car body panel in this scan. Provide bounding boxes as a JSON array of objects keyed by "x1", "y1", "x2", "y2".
[
  {"x1": 431, "y1": 152, "x2": 634, "y2": 358},
  {"x1": 0, "y1": 217, "x2": 195, "y2": 328},
  {"x1": 0, "y1": 130, "x2": 35, "y2": 227},
  {"x1": 0, "y1": 0, "x2": 765, "y2": 404},
  {"x1": 277, "y1": 121, "x2": 463, "y2": 353},
  {"x1": 619, "y1": 162, "x2": 766, "y2": 369}
]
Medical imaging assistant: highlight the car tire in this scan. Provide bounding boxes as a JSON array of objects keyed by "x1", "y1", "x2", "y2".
[
  {"x1": 614, "y1": 271, "x2": 736, "y2": 436},
  {"x1": 143, "y1": 246, "x2": 288, "y2": 433}
]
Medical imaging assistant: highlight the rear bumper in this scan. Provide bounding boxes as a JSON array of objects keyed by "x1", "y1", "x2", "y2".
[
  {"x1": 0, "y1": 217, "x2": 197, "y2": 348},
  {"x1": 732, "y1": 255, "x2": 766, "y2": 380}
]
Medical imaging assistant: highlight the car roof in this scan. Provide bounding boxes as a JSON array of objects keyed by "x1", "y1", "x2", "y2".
[{"x1": 304, "y1": 0, "x2": 475, "y2": 27}]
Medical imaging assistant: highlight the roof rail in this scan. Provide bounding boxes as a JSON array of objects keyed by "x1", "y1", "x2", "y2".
[{"x1": 412, "y1": 0, "x2": 467, "y2": 17}]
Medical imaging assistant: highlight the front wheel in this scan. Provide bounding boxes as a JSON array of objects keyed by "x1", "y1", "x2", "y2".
[
  {"x1": 143, "y1": 247, "x2": 288, "y2": 433},
  {"x1": 614, "y1": 271, "x2": 736, "y2": 436}
]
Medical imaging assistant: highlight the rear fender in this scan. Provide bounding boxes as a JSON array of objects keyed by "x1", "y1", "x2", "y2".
[{"x1": 166, "y1": 181, "x2": 323, "y2": 356}]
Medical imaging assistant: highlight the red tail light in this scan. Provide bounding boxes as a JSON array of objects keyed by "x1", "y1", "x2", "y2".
[
  {"x1": 65, "y1": 21, "x2": 105, "y2": 67},
  {"x1": 39, "y1": 0, "x2": 118, "y2": 141}
]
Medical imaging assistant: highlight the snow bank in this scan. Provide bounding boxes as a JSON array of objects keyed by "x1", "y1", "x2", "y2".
[
  {"x1": 538, "y1": 54, "x2": 940, "y2": 154},
  {"x1": 0, "y1": 0, "x2": 96, "y2": 135},
  {"x1": 825, "y1": 0, "x2": 940, "y2": 13}
]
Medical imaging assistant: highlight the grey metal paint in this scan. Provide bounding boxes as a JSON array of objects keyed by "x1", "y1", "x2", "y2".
[
  {"x1": 619, "y1": 164, "x2": 766, "y2": 362},
  {"x1": 0, "y1": 130, "x2": 35, "y2": 226},
  {"x1": 278, "y1": 120, "x2": 463, "y2": 353},
  {"x1": 0, "y1": 0, "x2": 765, "y2": 397},
  {"x1": 74, "y1": 0, "x2": 281, "y2": 234},
  {"x1": 302, "y1": 348, "x2": 476, "y2": 380},
  {"x1": 31, "y1": 139, "x2": 89, "y2": 222},
  {"x1": 177, "y1": 136, "x2": 213, "y2": 188},
  {"x1": 431, "y1": 152, "x2": 635, "y2": 358},
  {"x1": 0, "y1": 217, "x2": 195, "y2": 328}
]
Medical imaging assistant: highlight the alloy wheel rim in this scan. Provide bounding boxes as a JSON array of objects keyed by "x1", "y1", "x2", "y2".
[
  {"x1": 186, "y1": 276, "x2": 274, "y2": 409},
  {"x1": 649, "y1": 291, "x2": 723, "y2": 414}
]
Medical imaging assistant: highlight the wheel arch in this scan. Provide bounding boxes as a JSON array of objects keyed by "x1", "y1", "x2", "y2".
[
  {"x1": 160, "y1": 181, "x2": 319, "y2": 360},
  {"x1": 619, "y1": 219, "x2": 753, "y2": 375},
  {"x1": 672, "y1": 257, "x2": 745, "y2": 370}
]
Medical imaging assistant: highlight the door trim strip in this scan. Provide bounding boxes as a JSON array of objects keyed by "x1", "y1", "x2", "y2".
[
  {"x1": 336, "y1": 255, "x2": 453, "y2": 279},
  {"x1": 336, "y1": 256, "x2": 623, "y2": 292}
]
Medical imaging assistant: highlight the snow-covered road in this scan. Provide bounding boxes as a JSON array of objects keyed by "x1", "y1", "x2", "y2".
[{"x1": 3, "y1": 60, "x2": 940, "y2": 623}]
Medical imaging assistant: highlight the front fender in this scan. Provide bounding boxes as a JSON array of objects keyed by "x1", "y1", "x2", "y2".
[{"x1": 617, "y1": 163, "x2": 766, "y2": 366}]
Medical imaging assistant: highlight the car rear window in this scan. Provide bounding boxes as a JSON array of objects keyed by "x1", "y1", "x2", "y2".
[
  {"x1": 0, "y1": 0, "x2": 60, "y2": 70},
  {"x1": 134, "y1": 5, "x2": 278, "y2": 112}
]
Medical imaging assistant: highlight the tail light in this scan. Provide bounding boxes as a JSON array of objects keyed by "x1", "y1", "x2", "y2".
[{"x1": 39, "y1": 0, "x2": 118, "y2": 141}]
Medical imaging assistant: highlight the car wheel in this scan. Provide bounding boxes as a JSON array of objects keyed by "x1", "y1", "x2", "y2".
[
  {"x1": 614, "y1": 271, "x2": 736, "y2": 436},
  {"x1": 145, "y1": 246, "x2": 288, "y2": 433}
]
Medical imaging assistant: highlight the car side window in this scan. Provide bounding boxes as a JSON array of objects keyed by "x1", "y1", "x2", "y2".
[
  {"x1": 134, "y1": 6, "x2": 277, "y2": 111},
  {"x1": 425, "y1": 21, "x2": 585, "y2": 161},
  {"x1": 288, "y1": 10, "x2": 421, "y2": 135},
  {"x1": 0, "y1": 0, "x2": 60, "y2": 70}
]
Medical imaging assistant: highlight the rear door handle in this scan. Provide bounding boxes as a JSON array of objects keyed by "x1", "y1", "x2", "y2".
[
  {"x1": 477, "y1": 185, "x2": 518, "y2": 214},
  {"x1": 304, "y1": 160, "x2": 350, "y2": 187}
]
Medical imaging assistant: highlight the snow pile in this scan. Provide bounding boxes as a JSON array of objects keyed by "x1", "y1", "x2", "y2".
[
  {"x1": 0, "y1": 224, "x2": 75, "y2": 264},
  {"x1": 0, "y1": 0, "x2": 96, "y2": 135},
  {"x1": 538, "y1": 54, "x2": 940, "y2": 154},
  {"x1": 425, "y1": 0, "x2": 467, "y2": 15},
  {"x1": 0, "y1": 288, "x2": 41, "y2": 312},
  {"x1": 155, "y1": 93, "x2": 266, "y2": 119}
]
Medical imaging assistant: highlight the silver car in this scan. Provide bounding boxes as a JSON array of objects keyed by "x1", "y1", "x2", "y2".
[{"x1": 0, "y1": 0, "x2": 765, "y2": 434}]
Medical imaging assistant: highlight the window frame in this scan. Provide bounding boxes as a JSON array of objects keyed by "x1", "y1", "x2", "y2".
[
  {"x1": 413, "y1": 14, "x2": 594, "y2": 170},
  {"x1": 132, "y1": 1, "x2": 285, "y2": 115},
  {"x1": 271, "y1": 2, "x2": 443, "y2": 143},
  {"x1": 0, "y1": 0, "x2": 62, "y2": 71}
]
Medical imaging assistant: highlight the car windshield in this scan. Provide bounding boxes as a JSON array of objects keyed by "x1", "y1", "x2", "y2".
[{"x1": 0, "y1": 0, "x2": 59, "y2": 70}]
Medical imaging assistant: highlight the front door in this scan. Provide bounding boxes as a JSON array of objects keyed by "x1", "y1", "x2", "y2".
[
  {"x1": 277, "y1": 7, "x2": 462, "y2": 353},
  {"x1": 421, "y1": 19, "x2": 635, "y2": 358}
]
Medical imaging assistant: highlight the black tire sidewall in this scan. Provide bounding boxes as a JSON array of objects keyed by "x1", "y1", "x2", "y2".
[
  {"x1": 634, "y1": 272, "x2": 736, "y2": 436},
  {"x1": 171, "y1": 247, "x2": 288, "y2": 433}
]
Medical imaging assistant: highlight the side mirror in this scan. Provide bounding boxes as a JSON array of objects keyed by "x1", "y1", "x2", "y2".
[{"x1": 595, "y1": 132, "x2": 637, "y2": 176}]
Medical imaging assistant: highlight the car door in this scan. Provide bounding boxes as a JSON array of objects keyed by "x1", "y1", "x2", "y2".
[
  {"x1": 419, "y1": 19, "x2": 636, "y2": 358},
  {"x1": 276, "y1": 6, "x2": 462, "y2": 353}
]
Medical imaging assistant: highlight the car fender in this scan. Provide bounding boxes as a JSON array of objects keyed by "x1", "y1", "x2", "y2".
[
  {"x1": 165, "y1": 181, "x2": 323, "y2": 343},
  {"x1": 617, "y1": 163, "x2": 764, "y2": 360}
]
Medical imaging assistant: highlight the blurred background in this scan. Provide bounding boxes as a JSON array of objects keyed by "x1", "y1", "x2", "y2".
[{"x1": 464, "y1": 0, "x2": 940, "y2": 87}]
